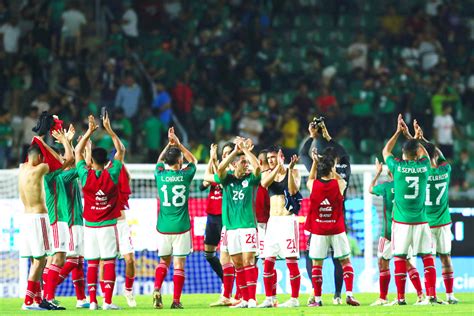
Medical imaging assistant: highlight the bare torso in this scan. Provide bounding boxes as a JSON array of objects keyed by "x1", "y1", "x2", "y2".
[
  {"x1": 18, "y1": 163, "x2": 49, "y2": 214},
  {"x1": 269, "y1": 169, "x2": 291, "y2": 217}
]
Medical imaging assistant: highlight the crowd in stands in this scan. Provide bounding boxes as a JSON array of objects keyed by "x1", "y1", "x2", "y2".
[{"x1": 0, "y1": 0, "x2": 472, "y2": 194}]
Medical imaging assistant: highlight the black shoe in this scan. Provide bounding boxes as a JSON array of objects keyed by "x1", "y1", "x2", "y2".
[
  {"x1": 430, "y1": 297, "x2": 448, "y2": 305},
  {"x1": 170, "y1": 302, "x2": 184, "y2": 309},
  {"x1": 39, "y1": 299, "x2": 66, "y2": 310}
]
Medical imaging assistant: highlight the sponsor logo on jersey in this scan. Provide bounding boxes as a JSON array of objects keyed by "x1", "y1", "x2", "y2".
[{"x1": 95, "y1": 190, "x2": 107, "y2": 202}]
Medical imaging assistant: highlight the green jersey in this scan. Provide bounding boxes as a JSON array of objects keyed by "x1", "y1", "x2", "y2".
[
  {"x1": 372, "y1": 181, "x2": 394, "y2": 240},
  {"x1": 215, "y1": 171, "x2": 261, "y2": 230},
  {"x1": 44, "y1": 170, "x2": 67, "y2": 224},
  {"x1": 56, "y1": 169, "x2": 84, "y2": 227},
  {"x1": 154, "y1": 162, "x2": 196, "y2": 233},
  {"x1": 386, "y1": 155, "x2": 430, "y2": 224},
  {"x1": 425, "y1": 157, "x2": 451, "y2": 227}
]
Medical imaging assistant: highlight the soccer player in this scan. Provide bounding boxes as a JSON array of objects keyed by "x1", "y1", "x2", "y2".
[
  {"x1": 75, "y1": 113, "x2": 125, "y2": 310},
  {"x1": 258, "y1": 147, "x2": 301, "y2": 308},
  {"x1": 382, "y1": 114, "x2": 439, "y2": 305},
  {"x1": 55, "y1": 127, "x2": 89, "y2": 308},
  {"x1": 208, "y1": 142, "x2": 242, "y2": 307},
  {"x1": 413, "y1": 121, "x2": 458, "y2": 304},
  {"x1": 115, "y1": 163, "x2": 137, "y2": 307},
  {"x1": 300, "y1": 120, "x2": 350, "y2": 305},
  {"x1": 153, "y1": 127, "x2": 197, "y2": 309},
  {"x1": 369, "y1": 158, "x2": 424, "y2": 305},
  {"x1": 215, "y1": 138, "x2": 261, "y2": 308},
  {"x1": 38, "y1": 129, "x2": 74, "y2": 309},
  {"x1": 19, "y1": 143, "x2": 62, "y2": 310},
  {"x1": 202, "y1": 144, "x2": 224, "y2": 281},
  {"x1": 305, "y1": 149, "x2": 360, "y2": 307}
]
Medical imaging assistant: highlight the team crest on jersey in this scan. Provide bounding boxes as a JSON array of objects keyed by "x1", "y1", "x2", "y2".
[{"x1": 242, "y1": 180, "x2": 249, "y2": 188}]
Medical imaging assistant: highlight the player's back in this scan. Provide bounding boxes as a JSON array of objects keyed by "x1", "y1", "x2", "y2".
[
  {"x1": 306, "y1": 178, "x2": 345, "y2": 235},
  {"x1": 155, "y1": 162, "x2": 196, "y2": 233},
  {"x1": 386, "y1": 156, "x2": 430, "y2": 223},
  {"x1": 426, "y1": 160, "x2": 451, "y2": 226},
  {"x1": 18, "y1": 163, "x2": 49, "y2": 214}
]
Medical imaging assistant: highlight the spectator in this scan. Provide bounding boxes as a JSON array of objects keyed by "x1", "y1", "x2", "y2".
[
  {"x1": 152, "y1": 81, "x2": 172, "y2": 127},
  {"x1": 31, "y1": 93, "x2": 50, "y2": 113},
  {"x1": 293, "y1": 82, "x2": 313, "y2": 124},
  {"x1": 381, "y1": 5, "x2": 404, "y2": 41},
  {"x1": 99, "y1": 58, "x2": 121, "y2": 110},
  {"x1": 238, "y1": 110, "x2": 263, "y2": 146},
  {"x1": 239, "y1": 66, "x2": 261, "y2": 98},
  {"x1": 190, "y1": 96, "x2": 210, "y2": 141},
  {"x1": 0, "y1": 108, "x2": 12, "y2": 168},
  {"x1": 376, "y1": 72, "x2": 399, "y2": 139},
  {"x1": 433, "y1": 103, "x2": 457, "y2": 159},
  {"x1": 172, "y1": 76, "x2": 193, "y2": 126},
  {"x1": 106, "y1": 23, "x2": 126, "y2": 58},
  {"x1": 213, "y1": 102, "x2": 232, "y2": 141},
  {"x1": 121, "y1": 1, "x2": 138, "y2": 49},
  {"x1": 142, "y1": 108, "x2": 166, "y2": 162},
  {"x1": 316, "y1": 86, "x2": 339, "y2": 115},
  {"x1": 418, "y1": 32, "x2": 443, "y2": 71},
  {"x1": 60, "y1": 1, "x2": 86, "y2": 56},
  {"x1": 347, "y1": 33, "x2": 368, "y2": 71},
  {"x1": 426, "y1": 0, "x2": 443, "y2": 17},
  {"x1": 111, "y1": 107, "x2": 132, "y2": 143},
  {"x1": 281, "y1": 107, "x2": 300, "y2": 157},
  {"x1": 350, "y1": 78, "x2": 375, "y2": 147},
  {"x1": 452, "y1": 149, "x2": 470, "y2": 191},
  {"x1": 115, "y1": 74, "x2": 141, "y2": 119},
  {"x1": 19, "y1": 106, "x2": 38, "y2": 162},
  {"x1": 0, "y1": 16, "x2": 21, "y2": 57},
  {"x1": 260, "y1": 96, "x2": 282, "y2": 146},
  {"x1": 401, "y1": 38, "x2": 420, "y2": 68},
  {"x1": 431, "y1": 81, "x2": 458, "y2": 116}
]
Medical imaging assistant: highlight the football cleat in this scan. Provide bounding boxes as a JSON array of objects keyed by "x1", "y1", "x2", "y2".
[
  {"x1": 103, "y1": 303, "x2": 121, "y2": 310},
  {"x1": 209, "y1": 296, "x2": 232, "y2": 307},
  {"x1": 308, "y1": 301, "x2": 323, "y2": 307},
  {"x1": 153, "y1": 290, "x2": 163, "y2": 309},
  {"x1": 257, "y1": 297, "x2": 274, "y2": 308},
  {"x1": 230, "y1": 300, "x2": 248, "y2": 308},
  {"x1": 124, "y1": 289, "x2": 137, "y2": 307},
  {"x1": 384, "y1": 299, "x2": 407, "y2": 306},
  {"x1": 89, "y1": 302, "x2": 99, "y2": 310},
  {"x1": 278, "y1": 297, "x2": 300, "y2": 308},
  {"x1": 39, "y1": 299, "x2": 66, "y2": 310},
  {"x1": 333, "y1": 297, "x2": 343, "y2": 305},
  {"x1": 21, "y1": 303, "x2": 46, "y2": 310},
  {"x1": 170, "y1": 302, "x2": 184, "y2": 309},
  {"x1": 370, "y1": 298, "x2": 389, "y2": 306},
  {"x1": 346, "y1": 296, "x2": 360, "y2": 306},
  {"x1": 447, "y1": 297, "x2": 459, "y2": 304}
]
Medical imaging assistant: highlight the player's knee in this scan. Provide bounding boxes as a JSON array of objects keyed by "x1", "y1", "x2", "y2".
[
  {"x1": 124, "y1": 254, "x2": 135, "y2": 266},
  {"x1": 439, "y1": 254, "x2": 451, "y2": 266},
  {"x1": 204, "y1": 251, "x2": 216, "y2": 262},
  {"x1": 52, "y1": 255, "x2": 66, "y2": 267}
]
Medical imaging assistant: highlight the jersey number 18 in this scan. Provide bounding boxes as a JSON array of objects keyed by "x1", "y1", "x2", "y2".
[{"x1": 161, "y1": 185, "x2": 186, "y2": 207}]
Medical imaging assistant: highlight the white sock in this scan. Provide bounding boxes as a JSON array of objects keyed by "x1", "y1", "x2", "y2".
[
  {"x1": 346, "y1": 291, "x2": 353, "y2": 297},
  {"x1": 315, "y1": 296, "x2": 321, "y2": 303}
]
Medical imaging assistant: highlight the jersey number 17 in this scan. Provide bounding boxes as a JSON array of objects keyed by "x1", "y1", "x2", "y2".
[{"x1": 425, "y1": 183, "x2": 447, "y2": 206}]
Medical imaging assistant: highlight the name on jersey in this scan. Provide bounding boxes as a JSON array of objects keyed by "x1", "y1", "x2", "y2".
[
  {"x1": 428, "y1": 173, "x2": 448, "y2": 181},
  {"x1": 397, "y1": 166, "x2": 428, "y2": 173},
  {"x1": 161, "y1": 175, "x2": 184, "y2": 182}
]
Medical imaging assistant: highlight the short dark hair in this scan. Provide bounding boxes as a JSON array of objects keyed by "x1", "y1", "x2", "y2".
[
  {"x1": 92, "y1": 147, "x2": 108, "y2": 165},
  {"x1": 266, "y1": 145, "x2": 281, "y2": 154},
  {"x1": 221, "y1": 142, "x2": 235, "y2": 154},
  {"x1": 322, "y1": 147, "x2": 337, "y2": 162},
  {"x1": 318, "y1": 155, "x2": 335, "y2": 177},
  {"x1": 164, "y1": 147, "x2": 182, "y2": 165},
  {"x1": 258, "y1": 149, "x2": 268, "y2": 158},
  {"x1": 27, "y1": 143, "x2": 42, "y2": 157},
  {"x1": 423, "y1": 142, "x2": 437, "y2": 159},
  {"x1": 402, "y1": 139, "x2": 419, "y2": 158}
]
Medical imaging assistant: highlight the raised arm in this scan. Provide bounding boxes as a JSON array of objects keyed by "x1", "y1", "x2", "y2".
[
  {"x1": 412, "y1": 120, "x2": 431, "y2": 159},
  {"x1": 299, "y1": 123, "x2": 319, "y2": 172},
  {"x1": 51, "y1": 129, "x2": 74, "y2": 169},
  {"x1": 217, "y1": 143, "x2": 239, "y2": 180},
  {"x1": 261, "y1": 150, "x2": 283, "y2": 188},
  {"x1": 288, "y1": 154, "x2": 301, "y2": 195},
  {"x1": 369, "y1": 158, "x2": 383, "y2": 194},
  {"x1": 157, "y1": 142, "x2": 170, "y2": 163},
  {"x1": 75, "y1": 115, "x2": 98, "y2": 164},
  {"x1": 306, "y1": 148, "x2": 319, "y2": 192},
  {"x1": 203, "y1": 144, "x2": 218, "y2": 186},
  {"x1": 168, "y1": 127, "x2": 197, "y2": 165},
  {"x1": 102, "y1": 111, "x2": 126, "y2": 162},
  {"x1": 241, "y1": 140, "x2": 260, "y2": 177},
  {"x1": 382, "y1": 114, "x2": 403, "y2": 162}
]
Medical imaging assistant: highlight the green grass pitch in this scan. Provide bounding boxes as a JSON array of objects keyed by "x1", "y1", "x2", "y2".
[{"x1": 1, "y1": 293, "x2": 473, "y2": 315}]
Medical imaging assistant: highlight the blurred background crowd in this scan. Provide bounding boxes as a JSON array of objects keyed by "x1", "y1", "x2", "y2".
[{"x1": 0, "y1": 0, "x2": 472, "y2": 196}]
